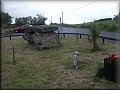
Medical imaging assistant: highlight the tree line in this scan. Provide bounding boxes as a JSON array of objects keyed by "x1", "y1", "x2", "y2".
[
  {"x1": 1, "y1": 11, "x2": 47, "y2": 29},
  {"x1": 15, "y1": 14, "x2": 47, "y2": 26}
]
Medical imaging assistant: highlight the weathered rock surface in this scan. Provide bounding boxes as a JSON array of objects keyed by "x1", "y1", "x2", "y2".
[
  {"x1": 22, "y1": 25, "x2": 61, "y2": 49},
  {"x1": 25, "y1": 25, "x2": 58, "y2": 33}
]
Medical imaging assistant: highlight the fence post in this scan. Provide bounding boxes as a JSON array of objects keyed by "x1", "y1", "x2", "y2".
[
  {"x1": 58, "y1": 31, "x2": 60, "y2": 39},
  {"x1": 102, "y1": 38, "x2": 105, "y2": 45},
  {"x1": 79, "y1": 34, "x2": 81, "y2": 39},
  {"x1": 61, "y1": 31, "x2": 62, "y2": 38},
  {"x1": 12, "y1": 46, "x2": 16, "y2": 65},
  {"x1": 63, "y1": 33, "x2": 65, "y2": 38},
  {"x1": 10, "y1": 36, "x2": 11, "y2": 40}
]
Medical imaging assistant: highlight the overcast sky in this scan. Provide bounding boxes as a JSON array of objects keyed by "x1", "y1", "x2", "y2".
[{"x1": 2, "y1": 0, "x2": 119, "y2": 24}]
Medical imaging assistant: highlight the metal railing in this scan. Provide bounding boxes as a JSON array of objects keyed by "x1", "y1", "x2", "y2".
[
  {"x1": 57, "y1": 31, "x2": 120, "y2": 45},
  {"x1": 1, "y1": 31, "x2": 120, "y2": 45}
]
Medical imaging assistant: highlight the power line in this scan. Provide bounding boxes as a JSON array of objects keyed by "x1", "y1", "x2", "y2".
[
  {"x1": 63, "y1": 0, "x2": 97, "y2": 13},
  {"x1": 49, "y1": 1, "x2": 97, "y2": 24},
  {"x1": 74, "y1": 0, "x2": 97, "y2": 11}
]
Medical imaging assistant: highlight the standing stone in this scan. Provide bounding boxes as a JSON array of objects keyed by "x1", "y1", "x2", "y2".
[{"x1": 22, "y1": 25, "x2": 61, "y2": 49}]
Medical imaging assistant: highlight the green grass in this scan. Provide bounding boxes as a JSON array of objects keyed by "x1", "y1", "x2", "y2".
[
  {"x1": 1, "y1": 37, "x2": 120, "y2": 89},
  {"x1": 72, "y1": 19, "x2": 119, "y2": 32}
]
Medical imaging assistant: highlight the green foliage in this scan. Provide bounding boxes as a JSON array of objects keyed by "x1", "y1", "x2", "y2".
[
  {"x1": 89, "y1": 23, "x2": 101, "y2": 39},
  {"x1": 70, "y1": 14, "x2": 119, "y2": 32},
  {"x1": 1, "y1": 11, "x2": 12, "y2": 31},
  {"x1": 1, "y1": 11, "x2": 12, "y2": 25},
  {"x1": 15, "y1": 17, "x2": 28, "y2": 26},
  {"x1": 15, "y1": 14, "x2": 47, "y2": 26},
  {"x1": 74, "y1": 20, "x2": 118, "y2": 32},
  {"x1": 88, "y1": 22, "x2": 101, "y2": 51}
]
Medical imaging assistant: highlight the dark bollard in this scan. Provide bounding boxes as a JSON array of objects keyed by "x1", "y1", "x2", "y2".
[
  {"x1": 104, "y1": 58, "x2": 120, "y2": 84},
  {"x1": 57, "y1": 31, "x2": 60, "y2": 39},
  {"x1": 63, "y1": 33, "x2": 65, "y2": 38},
  {"x1": 104, "y1": 58, "x2": 111, "y2": 80},
  {"x1": 110, "y1": 62, "x2": 120, "y2": 84},
  {"x1": 79, "y1": 34, "x2": 81, "y2": 39},
  {"x1": 102, "y1": 38, "x2": 105, "y2": 45},
  {"x1": 10, "y1": 36, "x2": 11, "y2": 40}
]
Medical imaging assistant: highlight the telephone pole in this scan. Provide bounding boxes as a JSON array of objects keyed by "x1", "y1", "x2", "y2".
[
  {"x1": 49, "y1": 19, "x2": 50, "y2": 25},
  {"x1": 59, "y1": 17, "x2": 62, "y2": 38},
  {"x1": 60, "y1": 17, "x2": 61, "y2": 24},
  {"x1": 51, "y1": 16, "x2": 52, "y2": 24},
  {"x1": 62, "y1": 11, "x2": 63, "y2": 24}
]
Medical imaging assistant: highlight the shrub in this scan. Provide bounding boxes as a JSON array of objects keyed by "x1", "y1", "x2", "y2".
[{"x1": 88, "y1": 22, "x2": 102, "y2": 51}]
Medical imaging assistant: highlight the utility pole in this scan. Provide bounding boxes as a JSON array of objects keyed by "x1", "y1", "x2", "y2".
[
  {"x1": 51, "y1": 16, "x2": 52, "y2": 24},
  {"x1": 49, "y1": 19, "x2": 50, "y2": 25},
  {"x1": 60, "y1": 17, "x2": 62, "y2": 38},
  {"x1": 62, "y1": 11, "x2": 63, "y2": 24},
  {"x1": 60, "y1": 17, "x2": 61, "y2": 24}
]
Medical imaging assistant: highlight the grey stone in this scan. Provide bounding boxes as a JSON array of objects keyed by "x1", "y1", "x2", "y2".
[{"x1": 22, "y1": 25, "x2": 61, "y2": 49}]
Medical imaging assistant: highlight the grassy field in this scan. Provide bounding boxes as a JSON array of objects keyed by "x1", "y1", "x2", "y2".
[
  {"x1": 71, "y1": 19, "x2": 119, "y2": 32},
  {"x1": 1, "y1": 37, "x2": 120, "y2": 89}
]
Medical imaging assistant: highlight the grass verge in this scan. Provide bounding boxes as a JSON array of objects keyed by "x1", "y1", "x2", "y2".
[{"x1": 1, "y1": 37, "x2": 120, "y2": 89}]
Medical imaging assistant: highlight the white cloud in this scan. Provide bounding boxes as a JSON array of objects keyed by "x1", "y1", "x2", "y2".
[{"x1": 2, "y1": 0, "x2": 119, "y2": 24}]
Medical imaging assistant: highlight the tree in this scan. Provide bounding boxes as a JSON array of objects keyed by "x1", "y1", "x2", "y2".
[
  {"x1": 27, "y1": 16, "x2": 32, "y2": 24},
  {"x1": 88, "y1": 22, "x2": 102, "y2": 51},
  {"x1": 1, "y1": 11, "x2": 12, "y2": 30},
  {"x1": 15, "y1": 17, "x2": 28, "y2": 26},
  {"x1": 31, "y1": 17, "x2": 37, "y2": 25},
  {"x1": 15, "y1": 14, "x2": 47, "y2": 26},
  {"x1": 1, "y1": 11, "x2": 12, "y2": 25},
  {"x1": 35, "y1": 14, "x2": 47, "y2": 25}
]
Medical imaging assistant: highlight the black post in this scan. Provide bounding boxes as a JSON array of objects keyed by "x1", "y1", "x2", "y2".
[
  {"x1": 102, "y1": 38, "x2": 105, "y2": 45},
  {"x1": 60, "y1": 30, "x2": 62, "y2": 38},
  {"x1": 58, "y1": 31, "x2": 60, "y2": 39},
  {"x1": 63, "y1": 33, "x2": 65, "y2": 38},
  {"x1": 79, "y1": 34, "x2": 81, "y2": 39},
  {"x1": 10, "y1": 36, "x2": 11, "y2": 40},
  {"x1": 77, "y1": 34, "x2": 78, "y2": 42},
  {"x1": 13, "y1": 46, "x2": 16, "y2": 65}
]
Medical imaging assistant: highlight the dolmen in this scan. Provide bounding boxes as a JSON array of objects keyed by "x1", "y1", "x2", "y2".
[{"x1": 22, "y1": 25, "x2": 61, "y2": 49}]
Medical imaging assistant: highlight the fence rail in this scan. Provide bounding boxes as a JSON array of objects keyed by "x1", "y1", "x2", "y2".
[
  {"x1": 1, "y1": 32, "x2": 120, "y2": 45},
  {"x1": 60, "y1": 33, "x2": 120, "y2": 41},
  {"x1": 57, "y1": 31, "x2": 120, "y2": 45}
]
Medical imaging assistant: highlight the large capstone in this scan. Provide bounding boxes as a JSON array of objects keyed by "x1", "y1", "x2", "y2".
[{"x1": 22, "y1": 25, "x2": 61, "y2": 49}]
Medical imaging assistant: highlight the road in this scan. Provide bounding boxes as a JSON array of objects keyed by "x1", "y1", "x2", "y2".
[
  {"x1": 2, "y1": 27, "x2": 120, "y2": 44},
  {"x1": 11, "y1": 27, "x2": 120, "y2": 41},
  {"x1": 56, "y1": 27, "x2": 120, "y2": 41}
]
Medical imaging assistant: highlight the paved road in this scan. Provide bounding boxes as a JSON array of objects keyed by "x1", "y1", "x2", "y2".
[
  {"x1": 10, "y1": 27, "x2": 120, "y2": 41},
  {"x1": 56, "y1": 27, "x2": 120, "y2": 41},
  {"x1": 2, "y1": 27, "x2": 120, "y2": 44}
]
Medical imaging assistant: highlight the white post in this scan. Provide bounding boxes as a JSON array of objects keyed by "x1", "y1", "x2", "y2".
[{"x1": 73, "y1": 51, "x2": 80, "y2": 69}]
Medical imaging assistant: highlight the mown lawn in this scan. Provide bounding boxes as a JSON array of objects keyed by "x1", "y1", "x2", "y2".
[{"x1": 1, "y1": 36, "x2": 120, "y2": 89}]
